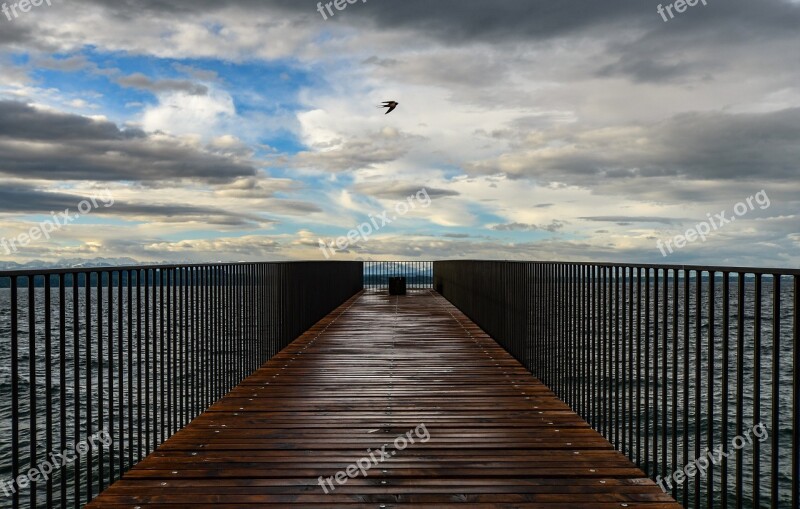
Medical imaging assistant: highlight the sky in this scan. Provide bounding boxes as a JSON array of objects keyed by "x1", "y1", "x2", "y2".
[{"x1": 0, "y1": 0, "x2": 798, "y2": 267}]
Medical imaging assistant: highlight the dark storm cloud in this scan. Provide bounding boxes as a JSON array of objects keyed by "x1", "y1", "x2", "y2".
[
  {"x1": 73, "y1": 0, "x2": 800, "y2": 44},
  {"x1": 0, "y1": 101, "x2": 257, "y2": 182},
  {"x1": 56, "y1": 0, "x2": 642, "y2": 47},
  {"x1": 0, "y1": 184, "x2": 274, "y2": 226}
]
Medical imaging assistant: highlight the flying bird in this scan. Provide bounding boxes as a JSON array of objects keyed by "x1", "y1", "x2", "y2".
[{"x1": 380, "y1": 101, "x2": 399, "y2": 114}]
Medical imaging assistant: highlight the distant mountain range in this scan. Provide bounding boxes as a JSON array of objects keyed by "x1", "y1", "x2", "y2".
[{"x1": 0, "y1": 257, "x2": 142, "y2": 272}]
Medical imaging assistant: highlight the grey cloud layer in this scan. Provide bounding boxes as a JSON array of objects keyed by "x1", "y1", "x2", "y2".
[
  {"x1": 0, "y1": 184, "x2": 273, "y2": 227},
  {"x1": 0, "y1": 101, "x2": 256, "y2": 182},
  {"x1": 63, "y1": 0, "x2": 800, "y2": 43},
  {"x1": 469, "y1": 108, "x2": 800, "y2": 186},
  {"x1": 114, "y1": 73, "x2": 209, "y2": 96}
]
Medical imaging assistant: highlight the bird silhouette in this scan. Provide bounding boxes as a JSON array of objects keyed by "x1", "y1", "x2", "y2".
[{"x1": 380, "y1": 101, "x2": 399, "y2": 114}]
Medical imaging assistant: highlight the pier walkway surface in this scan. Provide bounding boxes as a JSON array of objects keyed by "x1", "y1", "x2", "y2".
[{"x1": 87, "y1": 290, "x2": 681, "y2": 508}]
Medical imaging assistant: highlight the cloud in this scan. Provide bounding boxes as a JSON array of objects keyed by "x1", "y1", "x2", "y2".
[
  {"x1": 141, "y1": 235, "x2": 281, "y2": 257},
  {"x1": 292, "y1": 128, "x2": 421, "y2": 173},
  {"x1": 353, "y1": 181, "x2": 459, "y2": 200},
  {"x1": 172, "y1": 63, "x2": 219, "y2": 81},
  {"x1": 0, "y1": 183, "x2": 274, "y2": 227},
  {"x1": 0, "y1": 101, "x2": 257, "y2": 183},
  {"x1": 468, "y1": 108, "x2": 800, "y2": 189},
  {"x1": 139, "y1": 88, "x2": 237, "y2": 137},
  {"x1": 489, "y1": 220, "x2": 566, "y2": 232},
  {"x1": 580, "y1": 216, "x2": 685, "y2": 225},
  {"x1": 35, "y1": 55, "x2": 92, "y2": 72},
  {"x1": 115, "y1": 73, "x2": 209, "y2": 96}
]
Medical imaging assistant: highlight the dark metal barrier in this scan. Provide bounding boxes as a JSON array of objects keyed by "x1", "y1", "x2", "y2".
[
  {"x1": 0, "y1": 261, "x2": 362, "y2": 508},
  {"x1": 434, "y1": 260, "x2": 799, "y2": 509},
  {"x1": 364, "y1": 261, "x2": 433, "y2": 290}
]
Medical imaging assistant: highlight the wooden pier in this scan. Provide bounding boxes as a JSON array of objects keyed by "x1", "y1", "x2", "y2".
[{"x1": 87, "y1": 290, "x2": 681, "y2": 508}]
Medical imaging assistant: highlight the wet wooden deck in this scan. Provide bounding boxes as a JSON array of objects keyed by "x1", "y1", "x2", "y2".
[{"x1": 87, "y1": 290, "x2": 681, "y2": 508}]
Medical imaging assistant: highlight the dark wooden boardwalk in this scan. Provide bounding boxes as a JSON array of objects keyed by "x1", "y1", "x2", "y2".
[{"x1": 87, "y1": 290, "x2": 681, "y2": 508}]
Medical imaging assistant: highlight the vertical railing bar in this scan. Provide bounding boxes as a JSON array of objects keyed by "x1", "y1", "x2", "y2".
[
  {"x1": 629, "y1": 268, "x2": 635, "y2": 461},
  {"x1": 165, "y1": 269, "x2": 173, "y2": 441},
  {"x1": 155, "y1": 269, "x2": 162, "y2": 450},
  {"x1": 771, "y1": 274, "x2": 780, "y2": 508},
  {"x1": 11, "y1": 276, "x2": 19, "y2": 509},
  {"x1": 182, "y1": 266, "x2": 187, "y2": 427},
  {"x1": 568, "y1": 264, "x2": 573, "y2": 410},
  {"x1": 592, "y1": 266, "x2": 597, "y2": 429},
  {"x1": 189, "y1": 267, "x2": 195, "y2": 421},
  {"x1": 736, "y1": 272, "x2": 745, "y2": 509},
  {"x1": 661, "y1": 269, "x2": 668, "y2": 483},
  {"x1": 127, "y1": 270, "x2": 134, "y2": 469},
  {"x1": 671, "y1": 268, "x2": 679, "y2": 498},
  {"x1": 226, "y1": 266, "x2": 231, "y2": 396},
  {"x1": 117, "y1": 271, "x2": 124, "y2": 480},
  {"x1": 84, "y1": 271, "x2": 93, "y2": 504},
  {"x1": 683, "y1": 270, "x2": 690, "y2": 505},
  {"x1": 694, "y1": 271, "x2": 702, "y2": 508},
  {"x1": 653, "y1": 268, "x2": 659, "y2": 479},
  {"x1": 721, "y1": 271, "x2": 730, "y2": 508},
  {"x1": 602, "y1": 266, "x2": 607, "y2": 437},
  {"x1": 45, "y1": 277, "x2": 54, "y2": 506},
  {"x1": 615, "y1": 266, "x2": 621, "y2": 450},
  {"x1": 59, "y1": 274, "x2": 67, "y2": 508},
  {"x1": 28, "y1": 275, "x2": 38, "y2": 508},
  {"x1": 202, "y1": 267, "x2": 208, "y2": 411},
  {"x1": 754, "y1": 274, "x2": 762, "y2": 507},
  {"x1": 636, "y1": 267, "x2": 642, "y2": 469},
  {"x1": 645, "y1": 268, "x2": 651, "y2": 476},
  {"x1": 793, "y1": 274, "x2": 799, "y2": 509},
  {"x1": 622, "y1": 267, "x2": 627, "y2": 456},
  {"x1": 241, "y1": 264, "x2": 245, "y2": 380},
  {"x1": 708, "y1": 271, "x2": 715, "y2": 508},
  {"x1": 97, "y1": 271, "x2": 105, "y2": 495},
  {"x1": 213, "y1": 266, "x2": 219, "y2": 403},
  {"x1": 175, "y1": 267, "x2": 181, "y2": 431},
  {"x1": 600, "y1": 267, "x2": 606, "y2": 436},
  {"x1": 72, "y1": 272, "x2": 80, "y2": 509},
  {"x1": 145, "y1": 269, "x2": 151, "y2": 456},
  {"x1": 176, "y1": 267, "x2": 182, "y2": 429},
  {"x1": 107, "y1": 272, "x2": 115, "y2": 486},
  {"x1": 198, "y1": 266, "x2": 203, "y2": 416},
  {"x1": 191, "y1": 267, "x2": 197, "y2": 419},
  {"x1": 136, "y1": 268, "x2": 143, "y2": 463}
]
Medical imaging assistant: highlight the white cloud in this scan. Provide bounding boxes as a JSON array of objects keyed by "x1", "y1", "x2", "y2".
[{"x1": 140, "y1": 87, "x2": 236, "y2": 138}]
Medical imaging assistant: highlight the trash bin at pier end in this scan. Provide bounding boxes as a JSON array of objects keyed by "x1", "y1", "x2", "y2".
[{"x1": 389, "y1": 277, "x2": 407, "y2": 295}]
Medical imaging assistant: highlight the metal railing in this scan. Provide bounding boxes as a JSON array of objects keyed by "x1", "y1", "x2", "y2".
[
  {"x1": 0, "y1": 261, "x2": 363, "y2": 508},
  {"x1": 364, "y1": 261, "x2": 433, "y2": 290},
  {"x1": 434, "y1": 260, "x2": 799, "y2": 509}
]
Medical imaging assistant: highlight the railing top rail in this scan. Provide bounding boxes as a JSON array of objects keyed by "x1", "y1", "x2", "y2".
[
  {"x1": 436, "y1": 260, "x2": 800, "y2": 276},
  {"x1": 0, "y1": 260, "x2": 362, "y2": 278},
  {"x1": 2, "y1": 259, "x2": 798, "y2": 279}
]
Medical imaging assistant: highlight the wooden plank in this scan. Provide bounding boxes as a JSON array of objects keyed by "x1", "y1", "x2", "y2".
[{"x1": 87, "y1": 290, "x2": 681, "y2": 508}]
